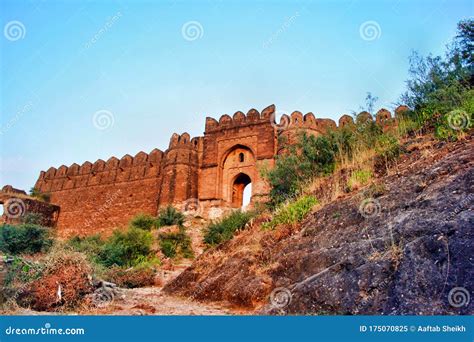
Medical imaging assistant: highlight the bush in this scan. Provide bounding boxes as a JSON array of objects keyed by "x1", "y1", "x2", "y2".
[
  {"x1": 29, "y1": 187, "x2": 51, "y2": 202},
  {"x1": 396, "y1": 110, "x2": 425, "y2": 136},
  {"x1": 98, "y1": 228, "x2": 153, "y2": 267},
  {"x1": 159, "y1": 228, "x2": 193, "y2": 258},
  {"x1": 399, "y1": 19, "x2": 473, "y2": 135},
  {"x1": 435, "y1": 109, "x2": 473, "y2": 141},
  {"x1": 262, "y1": 195, "x2": 318, "y2": 230},
  {"x1": 157, "y1": 206, "x2": 185, "y2": 227},
  {"x1": 129, "y1": 213, "x2": 157, "y2": 230},
  {"x1": 203, "y1": 210, "x2": 253, "y2": 246},
  {"x1": 67, "y1": 234, "x2": 105, "y2": 263},
  {"x1": 3, "y1": 256, "x2": 43, "y2": 287},
  {"x1": 375, "y1": 134, "x2": 400, "y2": 164},
  {"x1": 0, "y1": 224, "x2": 52, "y2": 255},
  {"x1": 21, "y1": 248, "x2": 93, "y2": 311},
  {"x1": 21, "y1": 212, "x2": 44, "y2": 225},
  {"x1": 265, "y1": 133, "x2": 336, "y2": 206},
  {"x1": 347, "y1": 170, "x2": 373, "y2": 191}
]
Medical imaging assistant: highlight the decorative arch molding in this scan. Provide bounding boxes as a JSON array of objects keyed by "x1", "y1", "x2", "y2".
[
  {"x1": 219, "y1": 144, "x2": 256, "y2": 168},
  {"x1": 219, "y1": 144, "x2": 257, "y2": 206}
]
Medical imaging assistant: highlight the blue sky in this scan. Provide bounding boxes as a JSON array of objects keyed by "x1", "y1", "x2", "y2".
[{"x1": 0, "y1": 0, "x2": 472, "y2": 191}]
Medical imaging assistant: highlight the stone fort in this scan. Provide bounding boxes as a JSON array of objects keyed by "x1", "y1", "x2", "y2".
[{"x1": 3, "y1": 104, "x2": 404, "y2": 238}]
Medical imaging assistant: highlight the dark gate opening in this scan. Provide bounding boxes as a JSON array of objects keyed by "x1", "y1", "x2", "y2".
[{"x1": 231, "y1": 173, "x2": 251, "y2": 208}]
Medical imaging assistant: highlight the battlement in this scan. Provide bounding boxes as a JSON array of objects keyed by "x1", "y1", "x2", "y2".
[
  {"x1": 35, "y1": 148, "x2": 165, "y2": 193},
  {"x1": 168, "y1": 132, "x2": 202, "y2": 150},
  {"x1": 205, "y1": 104, "x2": 276, "y2": 132},
  {"x1": 204, "y1": 104, "x2": 407, "y2": 135},
  {"x1": 277, "y1": 106, "x2": 406, "y2": 132}
]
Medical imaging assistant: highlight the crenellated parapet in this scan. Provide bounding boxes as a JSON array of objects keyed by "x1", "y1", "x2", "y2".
[
  {"x1": 35, "y1": 148, "x2": 165, "y2": 193},
  {"x1": 168, "y1": 132, "x2": 201, "y2": 150},
  {"x1": 275, "y1": 111, "x2": 338, "y2": 134},
  {"x1": 205, "y1": 104, "x2": 276, "y2": 133},
  {"x1": 162, "y1": 132, "x2": 201, "y2": 168}
]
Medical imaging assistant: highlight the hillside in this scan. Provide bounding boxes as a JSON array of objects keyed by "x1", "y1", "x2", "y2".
[{"x1": 164, "y1": 134, "x2": 474, "y2": 315}]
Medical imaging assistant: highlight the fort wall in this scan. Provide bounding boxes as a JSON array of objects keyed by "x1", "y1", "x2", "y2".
[
  {"x1": 29, "y1": 104, "x2": 406, "y2": 238},
  {"x1": 34, "y1": 149, "x2": 165, "y2": 237}
]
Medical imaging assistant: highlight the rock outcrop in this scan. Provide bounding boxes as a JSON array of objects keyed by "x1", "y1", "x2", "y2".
[{"x1": 165, "y1": 135, "x2": 474, "y2": 315}]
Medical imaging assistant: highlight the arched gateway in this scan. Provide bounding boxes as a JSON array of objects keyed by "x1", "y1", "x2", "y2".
[
  {"x1": 220, "y1": 145, "x2": 255, "y2": 207},
  {"x1": 197, "y1": 106, "x2": 279, "y2": 213}
]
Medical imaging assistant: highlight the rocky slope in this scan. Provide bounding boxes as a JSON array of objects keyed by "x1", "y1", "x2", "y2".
[{"x1": 165, "y1": 135, "x2": 474, "y2": 315}]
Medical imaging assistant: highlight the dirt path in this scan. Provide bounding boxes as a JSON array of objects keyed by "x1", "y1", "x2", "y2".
[
  {"x1": 7, "y1": 218, "x2": 249, "y2": 316},
  {"x1": 87, "y1": 259, "x2": 247, "y2": 315},
  {"x1": 87, "y1": 287, "x2": 241, "y2": 315},
  {"x1": 87, "y1": 221, "x2": 249, "y2": 316}
]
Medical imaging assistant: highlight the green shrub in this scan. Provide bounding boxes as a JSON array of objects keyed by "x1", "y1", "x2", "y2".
[
  {"x1": 3, "y1": 256, "x2": 43, "y2": 286},
  {"x1": 328, "y1": 127, "x2": 356, "y2": 161},
  {"x1": 67, "y1": 234, "x2": 105, "y2": 262},
  {"x1": 265, "y1": 133, "x2": 336, "y2": 206},
  {"x1": 21, "y1": 212, "x2": 44, "y2": 225},
  {"x1": 0, "y1": 224, "x2": 52, "y2": 255},
  {"x1": 159, "y1": 228, "x2": 193, "y2": 258},
  {"x1": 375, "y1": 134, "x2": 400, "y2": 163},
  {"x1": 129, "y1": 213, "x2": 157, "y2": 230},
  {"x1": 203, "y1": 210, "x2": 254, "y2": 246},
  {"x1": 435, "y1": 109, "x2": 472, "y2": 141},
  {"x1": 29, "y1": 187, "x2": 51, "y2": 202},
  {"x1": 157, "y1": 206, "x2": 185, "y2": 227},
  {"x1": 355, "y1": 119, "x2": 383, "y2": 149},
  {"x1": 347, "y1": 170, "x2": 373, "y2": 191},
  {"x1": 262, "y1": 195, "x2": 318, "y2": 230},
  {"x1": 396, "y1": 110, "x2": 424, "y2": 137},
  {"x1": 159, "y1": 239, "x2": 177, "y2": 258},
  {"x1": 98, "y1": 227, "x2": 153, "y2": 267}
]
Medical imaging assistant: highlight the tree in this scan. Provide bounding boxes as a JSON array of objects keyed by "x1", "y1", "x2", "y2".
[{"x1": 400, "y1": 19, "x2": 473, "y2": 114}]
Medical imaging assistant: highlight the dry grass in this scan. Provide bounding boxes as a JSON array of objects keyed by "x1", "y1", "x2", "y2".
[{"x1": 19, "y1": 246, "x2": 93, "y2": 311}]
